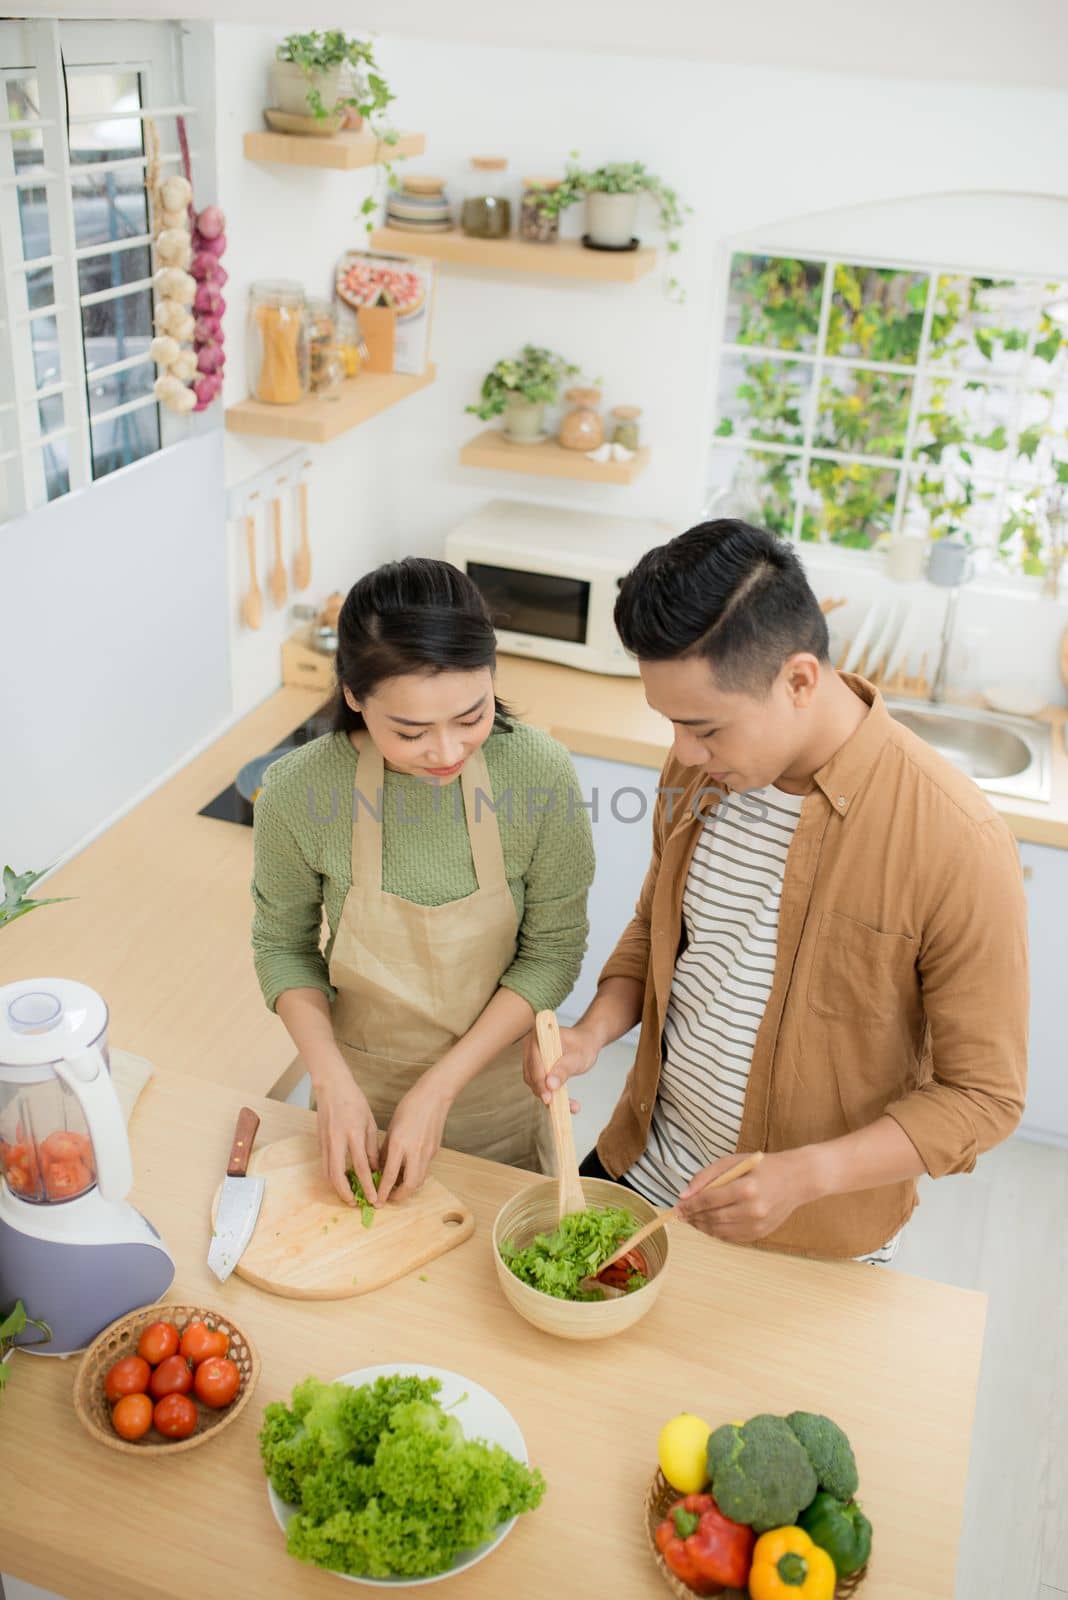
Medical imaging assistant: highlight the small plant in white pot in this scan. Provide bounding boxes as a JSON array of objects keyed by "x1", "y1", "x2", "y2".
[
  {"x1": 272, "y1": 30, "x2": 393, "y2": 129},
  {"x1": 466, "y1": 345, "x2": 580, "y2": 445},
  {"x1": 532, "y1": 157, "x2": 690, "y2": 295}
]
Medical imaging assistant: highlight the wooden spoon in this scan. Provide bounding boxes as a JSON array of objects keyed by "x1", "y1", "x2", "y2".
[
  {"x1": 535, "y1": 1010, "x2": 585, "y2": 1222},
  {"x1": 269, "y1": 493, "x2": 288, "y2": 608},
  {"x1": 591, "y1": 1150, "x2": 764, "y2": 1278},
  {"x1": 293, "y1": 470, "x2": 312, "y2": 591},
  {"x1": 240, "y1": 514, "x2": 263, "y2": 630}
]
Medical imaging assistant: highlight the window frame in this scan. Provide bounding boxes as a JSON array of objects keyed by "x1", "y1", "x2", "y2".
[
  {"x1": 708, "y1": 244, "x2": 1068, "y2": 576},
  {"x1": 0, "y1": 18, "x2": 197, "y2": 522}
]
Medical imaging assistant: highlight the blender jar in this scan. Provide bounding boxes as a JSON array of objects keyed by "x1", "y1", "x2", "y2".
[{"x1": 0, "y1": 981, "x2": 121, "y2": 1204}]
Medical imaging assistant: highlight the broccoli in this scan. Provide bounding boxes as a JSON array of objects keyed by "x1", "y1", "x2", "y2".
[
  {"x1": 706, "y1": 1413, "x2": 818, "y2": 1533},
  {"x1": 787, "y1": 1411, "x2": 859, "y2": 1501}
]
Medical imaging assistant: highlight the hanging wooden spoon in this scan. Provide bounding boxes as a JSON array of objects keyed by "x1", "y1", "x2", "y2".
[
  {"x1": 534, "y1": 1010, "x2": 585, "y2": 1222},
  {"x1": 240, "y1": 512, "x2": 263, "y2": 631},
  {"x1": 293, "y1": 465, "x2": 312, "y2": 591},
  {"x1": 269, "y1": 490, "x2": 288, "y2": 609}
]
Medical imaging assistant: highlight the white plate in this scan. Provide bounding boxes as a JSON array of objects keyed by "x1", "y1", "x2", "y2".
[{"x1": 266, "y1": 1363, "x2": 529, "y2": 1587}]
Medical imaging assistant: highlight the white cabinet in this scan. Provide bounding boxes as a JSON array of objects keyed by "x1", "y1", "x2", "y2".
[
  {"x1": 560, "y1": 753, "x2": 663, "y2": 1027},
  {"x1": 1019, "y1": 840, "x2": 1068, "y2": 1145}
]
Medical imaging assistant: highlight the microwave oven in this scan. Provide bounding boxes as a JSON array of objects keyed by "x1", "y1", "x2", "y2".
[{"x1": 445, "y1": 499, "x2": 672, "y2": 677}]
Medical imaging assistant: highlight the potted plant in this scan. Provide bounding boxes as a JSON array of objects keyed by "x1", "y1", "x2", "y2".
[
  {"x1": 1, "y1": 864, "x2": 71, "y2": 930},
  {"x1": 272, "y1": 30, "x2": 393, "y2": 128},
  {"x1": 1, "y1": 1300, "x2": 52, "y2": 1389},
  {"x1": 466, "y1": 345, "x2": 580, "y2": 444},
  {"x1": 531, "y1": 157, "x2": 690, "y2": 294}
]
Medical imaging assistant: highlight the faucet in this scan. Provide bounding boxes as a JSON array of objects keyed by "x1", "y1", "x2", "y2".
[{"x1": 929, "y1": 585, "x2": 961, "y2": 705}]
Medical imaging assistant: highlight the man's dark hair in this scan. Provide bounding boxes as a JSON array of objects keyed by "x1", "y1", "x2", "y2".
[{"x1": 614, "y1": 519, "x2": 829, "y2": 693}]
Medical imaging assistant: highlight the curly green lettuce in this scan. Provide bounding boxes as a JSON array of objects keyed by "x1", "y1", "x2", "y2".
[
  {"x1": 499, "y1": 1204, "x2": 646, "y2": 1300},
  {"x1": 259, "y1": 1376, "x2": 546, "y2": 1579}
]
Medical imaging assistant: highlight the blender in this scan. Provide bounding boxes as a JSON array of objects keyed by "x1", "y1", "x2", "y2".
[{"x1": 0, "y1": 978, "x2": 174, "y2": 1355}]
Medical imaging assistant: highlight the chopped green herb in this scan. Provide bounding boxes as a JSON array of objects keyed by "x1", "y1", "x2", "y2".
[
  {"x1": 418, "y1": 1274, "x2": 428, "y2": 1282},
  {"x1": 500, "y1": 1205, "x2": 646, "y2": 1301},
  {"x1": 346, "y1": 1168, "x2": 382, "y2": 1229}
]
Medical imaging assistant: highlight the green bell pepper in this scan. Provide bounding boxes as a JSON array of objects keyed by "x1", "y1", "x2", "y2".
[{"x1": 798, "y1": 1490, "x2": 872, "y2": 1577}]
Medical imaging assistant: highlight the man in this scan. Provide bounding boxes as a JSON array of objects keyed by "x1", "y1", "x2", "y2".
[{"x1": 525, "y1": 519, "x2": 1028, "y2": 1261}]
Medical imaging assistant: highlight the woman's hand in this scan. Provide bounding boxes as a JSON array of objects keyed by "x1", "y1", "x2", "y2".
[
  {"x1": 377, "y1": 1077, "x2": 452, "y2": 1204},
  {"x1": 677, "y1": 1150, "x2": 816, "y2": 1245},
  {"x1": 522, "y1": 1022, "x2": 600, "y2": 1110},
  {"x1": 314, "y1": 1066, "x2": 382, "y2": 1209}
]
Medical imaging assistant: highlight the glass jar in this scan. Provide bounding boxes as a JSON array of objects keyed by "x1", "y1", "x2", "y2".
[
  {"x1": 460, "y1": 157, "x2": 513, "y2": 239},
  {"x1": 247, "y1": 280, "x2": 308, "y2": 405},
  {"x1": 611, "y1": 405, "x2": 642, "y2": 450},
  {"x1": 305, "y1": 296, "x2": 344, "y2": 398},
  {"x1": 559, "y1": 387, "x2": 605, "y2": 452},
  {"x1": 519, "y1": 176, "x2": 561, "y2": 244}
]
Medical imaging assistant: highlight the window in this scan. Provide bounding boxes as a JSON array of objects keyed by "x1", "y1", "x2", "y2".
[
  {"x1": 0, "y1": 19, "x2": 195, "y2": 524},
  {"x1": 709, "y1": 251, "x2": 1068, "y2": 578}
]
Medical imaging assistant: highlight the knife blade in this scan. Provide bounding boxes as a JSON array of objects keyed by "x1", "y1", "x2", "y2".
[{"x1": 207, "y1": 1106, "x2": 265, "y2": 1282}]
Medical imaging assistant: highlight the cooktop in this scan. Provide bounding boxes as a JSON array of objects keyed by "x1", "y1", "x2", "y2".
[{"x1": 199, "y1": 701, "x2": 335, "y2": 827}]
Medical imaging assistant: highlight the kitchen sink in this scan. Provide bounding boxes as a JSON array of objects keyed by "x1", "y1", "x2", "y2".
[{"x1": 885, "y1": 701, "x2": 1050, "y2": 803}]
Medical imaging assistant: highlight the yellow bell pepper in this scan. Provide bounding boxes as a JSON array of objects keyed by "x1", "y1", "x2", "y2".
[{"x1": 748, "y1": 1526, "x2": 836, "y2": 1600}]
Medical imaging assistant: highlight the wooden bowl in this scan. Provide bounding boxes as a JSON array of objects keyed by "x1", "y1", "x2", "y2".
[
  {"x1": 492, "y1": 1176, "x2": 670, "y2": 1341},
  {"x1": 644, "y1": 1468, "x2": 869, "y2": 1597},
  {"x1": 73, "y1": 1303, "x2": 260, "y2": 1455}
]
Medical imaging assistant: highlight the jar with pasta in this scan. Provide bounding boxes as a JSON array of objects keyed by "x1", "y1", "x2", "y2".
[
  {"x1": 247, "y1": 280, "x2": 309, "y2": 405},
  {"x1": 305, "y1": 296, "x2": 344, "y2": 398}
]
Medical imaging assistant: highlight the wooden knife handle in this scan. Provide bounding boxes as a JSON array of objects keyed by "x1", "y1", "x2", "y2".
[{"x1": 227, "y1": 1107, "x2": 261, "y2": 1177}]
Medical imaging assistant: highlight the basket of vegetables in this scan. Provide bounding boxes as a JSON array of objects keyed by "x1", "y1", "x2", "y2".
[
  {"x1": 492, "y1": 1176, "x2": 670, "y2": 1341},
  {"x1": 646, "y1": 1410, "x2": 871, "y2": 1598}
]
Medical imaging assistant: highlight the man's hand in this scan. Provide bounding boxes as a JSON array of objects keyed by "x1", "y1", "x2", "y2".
[
  {"x1": 677, "y1": 1150, "x2": 817, "y2": 1244},
  {"x1": 522, "y1": 1022, "x2": 601, "y2": 1109}
]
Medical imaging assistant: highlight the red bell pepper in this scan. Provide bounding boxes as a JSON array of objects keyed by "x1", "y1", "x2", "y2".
[{"x1": 654, "y1": 1492, "x2": 755, "y2": 1594}]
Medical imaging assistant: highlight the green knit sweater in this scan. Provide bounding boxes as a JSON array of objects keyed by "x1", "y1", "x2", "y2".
[{"x1": 251, "y1": 722, "x2": 595, "y2": 1017}]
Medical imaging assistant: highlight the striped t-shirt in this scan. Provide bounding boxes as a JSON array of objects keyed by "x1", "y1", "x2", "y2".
[{"x1": 625, "y1": 783, "x2": 900, "y2": 1267}]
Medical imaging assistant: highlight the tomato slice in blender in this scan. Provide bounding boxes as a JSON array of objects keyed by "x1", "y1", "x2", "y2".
[{"x1": 42, "y1": 1157, "x2": 92, "y2": 1199}]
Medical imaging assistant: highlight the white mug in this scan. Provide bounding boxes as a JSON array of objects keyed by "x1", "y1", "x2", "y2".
[{"x1": 885, "y1": 535, "x2": 928, "y2": 583}]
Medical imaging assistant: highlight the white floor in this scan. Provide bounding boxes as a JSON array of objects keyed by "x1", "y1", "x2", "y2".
[{"x1": 5, "y1": 1039, "x2": 1067, "y2": 1600}]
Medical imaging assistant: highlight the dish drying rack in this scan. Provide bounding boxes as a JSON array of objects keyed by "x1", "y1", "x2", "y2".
[{"x1": 821, "y1": 597, "x2": 931, "y2": 700}]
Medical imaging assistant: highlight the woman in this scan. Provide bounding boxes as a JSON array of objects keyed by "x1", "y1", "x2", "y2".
[{"x1": 252, "y1": 557, "x2": 594, "y2": 1209}]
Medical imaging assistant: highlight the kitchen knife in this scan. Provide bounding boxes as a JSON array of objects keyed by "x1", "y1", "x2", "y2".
[{"x1": 207, "y1": 1106, "x2": 265, "y2": 1282}]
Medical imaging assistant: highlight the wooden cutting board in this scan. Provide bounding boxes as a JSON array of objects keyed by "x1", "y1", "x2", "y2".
[{"x1": 210, "y1": 1133, "x2": 475, "y2": 1299}]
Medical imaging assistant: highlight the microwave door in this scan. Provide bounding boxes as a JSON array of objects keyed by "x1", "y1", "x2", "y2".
[{"x1": 467, "y1": 562, "x2": 591, "y2": 646}]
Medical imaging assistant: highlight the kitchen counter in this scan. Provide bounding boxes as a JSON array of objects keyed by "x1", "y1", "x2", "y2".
[
  {"x1": 0, "y1": 1068, "x2": 986, "y2": 1600},
  {"x1": 494, "y1": 655, "x2": 1068, "y2": 850}
]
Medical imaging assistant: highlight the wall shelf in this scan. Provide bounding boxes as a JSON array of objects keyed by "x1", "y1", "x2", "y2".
[
  {"x1": 371, "y1": 227, "x2": 657, "y2": 283},
  {"x1": 459, "y1": 429, "x2": 650, "y2": 484},
  {"x1": 225, "y1": 366, "x2": 437, "y2": 444},
  {"x1": 243, "y1": 129, "x2": 426, "y2": 170}
]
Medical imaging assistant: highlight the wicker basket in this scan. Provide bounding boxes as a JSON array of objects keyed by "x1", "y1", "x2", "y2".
[
  {"x1": 644, "y1": 1470, "x2": 868, "y2": 1598},
  {"x1": 73, "y1": 1303, "x2": 260, "y2": 1455}
]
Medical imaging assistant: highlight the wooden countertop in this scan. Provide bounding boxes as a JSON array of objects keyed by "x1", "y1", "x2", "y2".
[
  {"x1": 495, "y1": 655, "x2": 1068, "y2": 850},
  {"x1": 0, "y1": 1069, "x2": 986, "y2": 1600}
]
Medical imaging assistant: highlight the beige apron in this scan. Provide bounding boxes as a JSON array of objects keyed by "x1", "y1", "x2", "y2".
[{"x1": 325, "y1": 734, "x2": 549, "y2": 1172}]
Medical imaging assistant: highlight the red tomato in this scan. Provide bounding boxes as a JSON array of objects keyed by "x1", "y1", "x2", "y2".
[
  {"x1": 193, "y1": 1356, "x2": 240, "y2": 1409},
  {"x1": 149, "y1": 1353, "x2": 193, "y2": 1399},
  {"x1": 137, "y1": 1320, "x2": 180, "y2": 1365},
  {"x1": 42, "y1": 1157, "x2": 92, "y2": 1200},
  {"x1": 111, "y1": 1392, "x2": 153, "y2": 1441},
  {"x1": 4, "y1": 1163, "x2": 36, "y2": 1196},
  {"x1": 103, "y1": 1355, "x2": 152, "y2": 1402},
  {"x1": 153, "y1": 1393, "x2": 197, "y2": 1440},
  {"x1": 41, "y1": 1131, "x2": 87, "y2": 1164},
  {"x1": 179, "y1": 1321, "x2": 229, "y2": 1365}
]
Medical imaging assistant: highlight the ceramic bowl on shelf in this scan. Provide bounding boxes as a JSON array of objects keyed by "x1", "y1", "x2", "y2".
[{"x1": 492, "y1": 1176, "x2": 670, "y2": 1341}]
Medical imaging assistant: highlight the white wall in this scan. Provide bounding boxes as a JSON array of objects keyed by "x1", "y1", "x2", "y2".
[
  {"x1": 213, "y1": 33, "x2": 1068, "y2": 708},
  {"x1": 0, "y1": 431, "x2": 231, "y2": 867}
]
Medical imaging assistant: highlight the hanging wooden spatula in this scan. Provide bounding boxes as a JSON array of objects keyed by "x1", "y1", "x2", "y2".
[
  {"x1": 535, "y1": 1010, "x2": 585, "y2": 1222},
  {"x1": 590, "y1": 1150, "x2": 764, "y2": 1280}
]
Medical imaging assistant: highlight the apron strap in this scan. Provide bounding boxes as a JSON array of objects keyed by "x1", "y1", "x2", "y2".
[
  {"x1": 351, "y1": 735, "x2": 508, "y2": 896},
  {"x1": 460, "y1": 747, "x2": 509, "y2": 894},
  {"x1": 351, "y1": 732, "x2": 385, "y2": 891}
]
